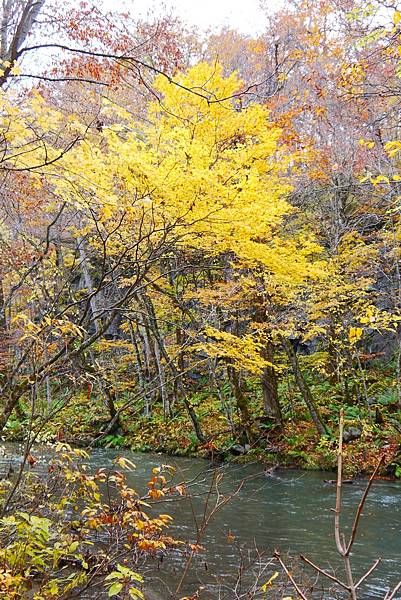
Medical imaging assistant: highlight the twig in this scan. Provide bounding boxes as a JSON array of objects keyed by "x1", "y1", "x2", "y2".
[
  {"x1": 336, "y1": 411, "x2": 357, "y2": 599},
  {"x1": 175, "y1": 469, "x2": 246, "y2": 595},
  {"x1": 385, "y1": 580, "x2": 401, "y2": 600},
  {"x1": 334, "y1": 410, "x2": 345, "y2": 555},
  {"x1": 274, "y1": 550, "x2": 308, "y2": 600},
  {"x1": 299, "y1": 554, "x2": 350, "y2": 591},
  {"x1": 346, "y1": 456, "x2": 385, "y2": 556},
  {"x1": 355, "y1": 559, "x2": 381, "y2": 589}
]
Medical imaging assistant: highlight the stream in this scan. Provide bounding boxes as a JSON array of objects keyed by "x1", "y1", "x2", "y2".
[{"x1": 1, "y1": 444, "x2": 401, "y2": 599}]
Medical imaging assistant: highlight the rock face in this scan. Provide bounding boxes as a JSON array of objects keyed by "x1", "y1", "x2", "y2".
[{"x1": 342, "y1": 426, "x2": 362, "y2": 443}]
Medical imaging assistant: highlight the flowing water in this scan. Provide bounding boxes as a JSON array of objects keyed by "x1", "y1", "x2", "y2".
[{"x1": 1, "y1": 444, "x2": 401, "y2": 599}]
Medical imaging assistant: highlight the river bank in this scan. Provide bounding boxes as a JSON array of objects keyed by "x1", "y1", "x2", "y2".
[{"x1": 3, "y1": 395, "x2": 401, "y2": 478}]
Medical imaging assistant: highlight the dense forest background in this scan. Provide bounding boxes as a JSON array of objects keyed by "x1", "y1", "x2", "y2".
[{"x1": 1, "y1": 0, "x2": 401, "y2": 475}]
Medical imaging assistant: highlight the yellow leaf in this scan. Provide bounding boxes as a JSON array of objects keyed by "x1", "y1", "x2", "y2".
[
  {"x1": 113, "y1": 457, "x2": 136, "y2": 471},
  {"x1": 349, "y1": 327, "x2": 363, "y2": 344},
  {"x1": 261, "y1": 571, "x2": 279, "y2": 591},
  {"x1": 102, "y1": 203, "x2": 114, "y2": 220},
  {"x1": 371, "y1": 175, "x2": 390, "y2": 185},
  {"x1": 10, "y1": 63, "x2": 21, "y2": 76}
]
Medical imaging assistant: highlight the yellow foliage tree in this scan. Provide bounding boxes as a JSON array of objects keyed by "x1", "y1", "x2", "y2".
[
  {"x1": 53, "y1": 62, "x2": 328, "y2": 431},
  {"x1": 0, "y1": 62, "x2": 326, "y2": 436},
  {"x1": 53, "y1": 62, "x2": 323, "y2": 283}
]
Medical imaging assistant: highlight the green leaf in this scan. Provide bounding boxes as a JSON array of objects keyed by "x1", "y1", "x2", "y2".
[
  {"x1": 19, "y1": 512, "x2": 31, "y2": 522},
  {"x1": 108, "y1": 582, "x2": 123, "y2": 597},
  {"x1": 104, "y1": 572, "x2": 121, "y2": 581},
  {"x1": 47, "y1": 580, "x2": 59, "y2": 595},
  {"x1": 116, "y1": 564, "x2": 130, "y2": 575},
  {"x1": 129, "y1": 588, "x2": 145, "y2": 599}
]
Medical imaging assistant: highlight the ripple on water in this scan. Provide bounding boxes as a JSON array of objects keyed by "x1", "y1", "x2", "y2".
[{"x1": 1, "y1": 444, "x2": 401, "y2": 599}]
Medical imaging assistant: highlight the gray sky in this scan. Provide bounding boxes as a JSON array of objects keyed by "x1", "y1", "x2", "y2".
[{"x1": 110, "y1": 0, "x2": 281, "y2": 35}]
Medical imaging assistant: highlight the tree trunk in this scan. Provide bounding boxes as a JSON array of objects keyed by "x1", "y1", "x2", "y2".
[
  {"x1": 129, "y1": 322, "x2": 152, "y2": 416},
  {"x1": 0, "y1": 278, "x2": 6, "y2": 330},
  {"x1": 391, "y1": 315, "x2": 401, "y2": 409},
  {"x1": 154, "y1": 340, "x2": 169, "y2": 417},
  {"x1": 183, "y1": 397, "x2": 205, "y2": 443},
  {"x1": 78, "y1": 238, "x2": 101, "y2": 333},
  {"x1": 210, "y1": 358, "x2": 236, "y2": 435},
  {"x1": 104, "y1": 385, "x2": 121, "y2": 433},
  {"x1": 227, "y1": 366, "x2": 253, "y2": 443},
  {"x1": 0, "y1": 388, "x2": 24, "y2": 432},
  {"x1": 0, "y1": 278, "x2": 10, "y2": 373},
  {"x1": 261, "y1": 341, "x2": 283, "y2": 426},
  {"x1": 136, "y1": 293, "x2": 171, "y2": 417},
  {"x1": 282, "y1": 337, "x2": 326, "y2": 435}
]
